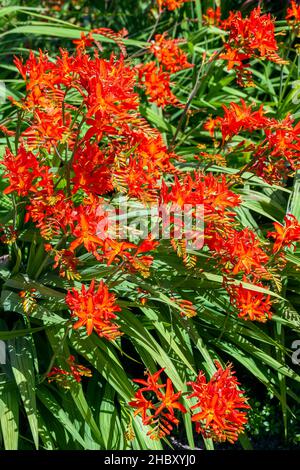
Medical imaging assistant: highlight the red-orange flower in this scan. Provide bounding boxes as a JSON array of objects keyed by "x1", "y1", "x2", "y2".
[
  {"x1": 47, "y1": 355, "x2": 92, "y2": 388},
  {"x1": 205, "y1": 99, "x2": 269, "y2": 142},
  {"x1": 188, "y1": 362, "x2": 250, "y2": 443},
  {"x1": 220, "y1": 7, "x2": 287, "y2": 86},
  {"x1": 25, "y1": 190, "x2": 73, "y2": 240},
  {"x1": 138, "y1": 62, "x2": 180, "y2": 108},
  {"x1": 67, "y1": 355, "x2": 92, "y2": 382},
  {"x1": 149, "y1": 33, "x2": 193, "y2": 73},
  {"x1": 268, "y1": 215, "x2": 300, "y2": 253},
  {"x1": 73, "y1": 32, "x2": 94, "y2": 52},
  {"x1": 203, "y1": 7, "x2": 221, "y2": 26},
  {"x1": 157, "y1": 0, "x2": 187, "y2": 12},
  {"x1": 216, "y1": 228, "x2": 269, "y2": 278},
  {"x1": 2, "y1": 146, "x2": 47, "y2": 196},
  {"x1": 66, "y1": 280, "x2": 121, "y2": 340},
  {"x1": 223, "y1": 7, "x2": 285, "y2": 63},
  {"x1": 286, "y1": 0, "x2": 300, "y2": 25},
  {"x1": 227, "y1": 281, "x2": 272, "y2": 322},
  {"x1": 69, "y1": 205, "x2": 105, "y2": 257},
  {"x1": 129, "y1": 369, "x2": 187, "y2": 440}
]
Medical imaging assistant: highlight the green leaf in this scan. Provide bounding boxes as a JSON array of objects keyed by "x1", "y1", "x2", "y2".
[
  {"x1": 0, "y1": 375, "x2": 19, "y2": 450},
  {"x1": 8, "y1": 336, "x2": 39, "y2": 449}
]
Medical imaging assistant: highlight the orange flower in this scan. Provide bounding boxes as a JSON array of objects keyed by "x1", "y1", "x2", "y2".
[
  {"x1": 188, "y1": 362, "x2": 250, "y2": 443},
  {"x1": 72, "y1": 142, "x2": 114, "y2": 195},
  {"x1": 219, "y1": 44, "x2": 250, "y2": 71},
  {"x1": 206, "y1": 103, "x2": 300, "y2": 184},
  {"x1": 220, "y1": 7, "x2": 287, "y2": 86},
  {"x1": 2, "y1": 146, "x2": 46, "y2": 196},
  {"x1": 203, "y1": 7, "x2": 222, "y2": 26},
  {"x1": 138, "y1": 62, "x2": 180, "y2": 108},
  {"x1": 205, "y1": 99, "x2": 269, "y2": 142},
  {"x1": 67, "y1": 355, "x2": 92, "y2": 382},
  {"x1": 219, "y1": 228, "x2": 269, "y2": 277},
  {"x1": 45, "y1": 245, "x2": 80, "y2": 280},
  {"x1": 103, "y1": 239, "x2": 136, "y2": 266},
  {"x1": 70, "y1": 206, "x2": 104, "y2": 257},
  {"x1": 66, "y1": 280, "x2": 121, "y2": 339},
  {"x1": 268, "y1": 215, "x2": 300, "y2": 253},
  {"x1": 25, "y1": 190, "x2": 73, "y2": 240},
  {"x1": 286, "y1": 0, "x2": 300, "y2": 24},
  {"x1": 133, "y1": 368, "x2": 166, "y2": 396},
  {"x1": 47, "y1": 355, "x2": 92, "y2": 388},
  {"x1": 170, "y1": 297, "x2": 197, "y2": 318},
  {"x1": 149, "y1": 33, "x2": 193, "y2": 73},
  {"x1": 223, "y1": 7, "x2": 285, "y2": 63},
  {"x1": 129, "y1": 369, "x2": 187, "y2": 440},
  {"x1": 155, "y1": 378, "x2": 187, "y2": 416},
  {"x1": 157, "y1": 0, "x2": 187, "y2": 12},
  {"x1": 227, "y1": 281, "x2": 272, "y2": 322},
  {"x1": 73, "y1": 32, "x2": 94, "y2": 52}
]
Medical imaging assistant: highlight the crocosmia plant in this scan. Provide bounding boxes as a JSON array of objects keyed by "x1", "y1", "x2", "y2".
[{"x1": 0, "y1": 0, "x2": 300, "y2": 451}]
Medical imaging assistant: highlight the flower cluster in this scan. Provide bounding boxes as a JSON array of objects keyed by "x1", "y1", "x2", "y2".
[
  {"x1": 138, "y1": 32, "x2": 192, "y2": 108},
  {"x1": 47, "y1": 355, "x2": 92, "y2": 388},
  {"x1": 65, "y1": 280, "x2": 122, "y2": 340},
  {"x1": 205, "y1": 99, "x2": 300, "y2": 185},
  {"x1": 129, "y1": 368, "x2": 187, "y2": 440},
  {"x1": 1, "y1": 40, "x2": 175, "y2": 285},
  {"x1": 157, "y1": 0, "x2": 187, "y2": 12},
  {"x1": 149, "y1": 33, "x2": 192, "y2": 73},
  {"x1": 286, "y1": 0, "x2": 300, "y2": 27},
  {"x1": 203, "y1": 7, "x2": 222, "y2": 26},
  {"x1": 268, "y1": 215, "x2": 300, "y2": 254},
  {"x1": 220, "y1": 7, "x2": 287, "y2": 86},
  {"x1": 130, "y1": 362, "x2": 249, "y2": 443},
  {"x1": 188, "y1": 362, "x2": 250, "y2": 443}
]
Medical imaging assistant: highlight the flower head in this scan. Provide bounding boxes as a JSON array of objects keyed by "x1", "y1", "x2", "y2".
[
  {"x1": 129, "y1": 369, "x2": 187, "y2": 440},
  {"x1": 149, "y1": 33, "x2": 193, "y2": 73},
  {"x1": 268, "y1": 214, "x2": 300, "y2": 253},
  {"x1": 66, "y1": 280, "x2": 122, "y2": 340},
  {"x1": 188, "y1": 362, "x2": 250, "y2": 443}
]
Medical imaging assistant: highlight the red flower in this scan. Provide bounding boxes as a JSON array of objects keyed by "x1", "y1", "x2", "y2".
[
  {"x1": 188, "y1": 362, "x2": 250, "y2": 443},
  {"x1": 268, "y1": 215, "x2": 300, "y2": 253},
  {"x1": 2, "y1": 146, "x2": 47, "y2": 196},
  {"x1": 149, "y1": 33, "x2": 193, "y2": 73},
  {"x1": 133, "y1": 368, "x2": 166, "y2": 396},
  {"x1": 67, "y1": 355, "x2": 92, "y2": 382},
  {"x1": 286, "y1": 0, "x2": 300, "y2": 24},
  {"x1": 224, "y1": 7, "x2": 285, "y2": 63},
  {"x1": 203, "y1": 7, "x2": 222, "y2": 26},
  {"x1": 220, "y1": 7, "x2": 287, "y2": 86},
  {"x1": 25, "y1": 190, "x2": 73, "y2": 239},
  {"x1": 215, "y1": 228, "x2": 269, "y2": 277},
  {"x1": 72, "y1": 142, "x2": 114, "y2": 195},
  {"x1": 205, "y1": 99, "x2": 269, "y2": 142},
  {"x1": 129, "y1": 369, "x2": 187, "y2": 440},
  {"x1": 47, "y1": 355, "x2": 92, "y2": 388},
  {"x1": 227, "y1": 280, "x2": 272, "y2": 322},
  {"x1": 73, "y1": 32, "x2": 94, "y2": 52},
  {"x1": 70, "y1": 204, "x2": 105, "y2": 257},
  {"x1": 157, "y1": 0, "x2": 187, "y2": 12},
  {"x1": 138, "y1": 61, "x2": 180, "y2": 108},
  {"x1": 66, "y1": 280, "x2": 122, "y2": 340}
]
